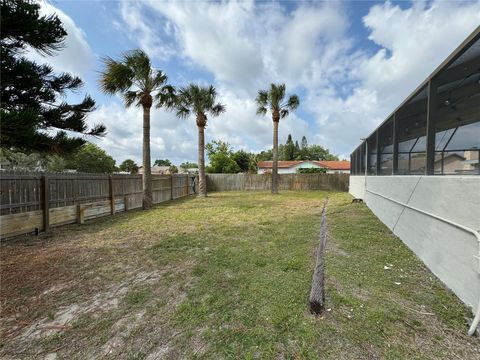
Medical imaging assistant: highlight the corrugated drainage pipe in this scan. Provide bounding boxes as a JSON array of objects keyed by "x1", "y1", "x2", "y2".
[{"x1": 365, "y1": 188, "x2": 480, "y2": 336}]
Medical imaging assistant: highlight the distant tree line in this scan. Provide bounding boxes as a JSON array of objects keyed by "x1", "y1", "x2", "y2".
[
  {"x1": 0, "y1": 145, "x2": 201, "y2": 175},
  {"x1": 257, "y1": 135, "x2": 338, "y2": 162},
  {"x1": 0, "y1": 143, "x2": 115, "y2": 173},
  {"x1": 203, "y1": 135, "x2": 337, "y2": 174}
]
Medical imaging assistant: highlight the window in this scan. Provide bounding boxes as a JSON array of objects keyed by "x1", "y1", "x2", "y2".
[
  {"x1": 355, "y1": 149, "x2": 359, "y2": 175},
  {"x1": 433, "y1": 53, "x2": 480, "y2": 174},
  {"x1": 367, "y1": 134, "x2": 377, "y2": 175},
  {"x1": 396, "y1": 86, "x2": 428, "y2": 175},
  {"x1": 351, "y1": 145, "x2": 364, "y2": 175},
  {"x1": 378, "y1": 119, "x2": 393, "y2": 175},
  {"x1": 360, "y1": 142, "x2": 366, "y2": 174},
  {"x1": 434, "y1": 122, "x2": 480, "y2": 174}
]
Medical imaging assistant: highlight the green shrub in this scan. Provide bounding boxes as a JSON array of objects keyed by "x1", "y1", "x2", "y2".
[{"x1": 296, "y1": 167, "x2": 326, "y2": 174}]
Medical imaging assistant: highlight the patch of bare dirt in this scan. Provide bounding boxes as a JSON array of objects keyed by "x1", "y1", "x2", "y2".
[{"x1": 0, "y1": 270, "x2": 167, "y2": 358}]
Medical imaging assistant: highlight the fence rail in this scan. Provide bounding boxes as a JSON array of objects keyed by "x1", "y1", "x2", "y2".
[
  {"x1": 206, "y1": 173, "x2": 349, "y2": 192},
  {"x1": 0, "y1": 172, "x2": 197, "y2": 239}
]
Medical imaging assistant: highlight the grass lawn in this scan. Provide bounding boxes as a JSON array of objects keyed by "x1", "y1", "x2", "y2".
[{"x1": 1, "y1": 191, "x2": 478, "y2": 359}]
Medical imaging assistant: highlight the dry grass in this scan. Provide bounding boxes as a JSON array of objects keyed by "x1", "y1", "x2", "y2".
[{"x1": 0, "y1": 191, "x2": 478, "y2": 359}]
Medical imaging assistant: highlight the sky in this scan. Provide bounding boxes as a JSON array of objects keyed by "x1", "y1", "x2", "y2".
[{"x1": 32, "y1": 0, "x2": 480, "y2": 165}]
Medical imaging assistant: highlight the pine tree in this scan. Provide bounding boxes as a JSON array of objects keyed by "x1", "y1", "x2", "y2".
[
  {"x1": 294, "y1": 140, "x2": 300, "y2": 159},
  {"x1": 301, "y1": 136, "x2": 308, "y2": 149},
  {"x1": 284, "y1": 134, "x2": 295, "y2": 160},
  {"x1": 300, "y1": 136, "x2": 309, "y2": 160},
  {"x1": 0, "y1": 0, "x2": 104, "y2": 154}
]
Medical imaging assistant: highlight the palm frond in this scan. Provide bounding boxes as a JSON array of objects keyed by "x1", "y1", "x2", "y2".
[
  {"x1": 155, "y1": 85, "x2": 177, "y2": 109},
  {"x1": 269, "y1": 83, "x2": 286, "y2": 111},
  {"x1": 152, "y1": 70, "x2": 168, "y2": 90},
  {"x1": 280, "y1": 109, "x2": 289, "y2": 119},
  {"x1": 210, "y1": 103, "x2": 226, "y2": 117},
  {"x1": 255, "y1": 84, "x2": 299, "y2": 119},
  {"x1": 207, "y1": 85, "x2": 217, "y2": 98},
  {"x1": 123, "y1": 49, "x2": 151, "y2": 88},
  {"x1": 177, "y1": 86, "x2": 193, "y2": 107},
  {"x1": 286, "y1": 94, "x2": 299, "y2": 110},
  {"x1": 176, "y1": 105, "x2": 191, "y2": 119},
  {"x1": 123, "y1": 91, "x2": 140, "y2": 108},
  {"x1": 255, "y1": 90, "x2": 268, "y2": 115},
  {"x1": 172, "y1": 83, "x2": 225, "y2": 120},
  {"x1": 99, "y1": 56, "x2": 134, "y2": 94},
  {"x1": 256, "y1": 106, "x2": 268, "y2": 116}
]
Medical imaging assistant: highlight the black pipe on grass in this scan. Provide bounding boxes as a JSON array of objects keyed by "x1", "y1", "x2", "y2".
[{"x1": 309, "y1": 197, "x2": 328, "y2": 315}]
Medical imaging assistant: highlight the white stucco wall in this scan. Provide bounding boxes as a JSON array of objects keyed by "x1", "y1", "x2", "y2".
[
  {"x1": 325, "y1": 170, "x2": 350, "y2": 174},
  {"x1": 349, "y1": 175, "x2": 480, "y2": 310}
]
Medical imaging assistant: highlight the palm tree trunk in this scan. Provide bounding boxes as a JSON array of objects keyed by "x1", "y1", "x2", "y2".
[
  {"x1": 142, "y1": 105, "x2": 153, "y2": 209},
  {"x1": 197, "y1": 125, "x2": 207, "y2": 197},
  {"x1": 272, "y1": 119, "x2": 279, "y2": 194}
]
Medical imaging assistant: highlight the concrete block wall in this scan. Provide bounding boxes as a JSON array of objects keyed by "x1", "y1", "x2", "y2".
[{"x1": 349, "y1": 175, "x2": 480, "y2": 310}]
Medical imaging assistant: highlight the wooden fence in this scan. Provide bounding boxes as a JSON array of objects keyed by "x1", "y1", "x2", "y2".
[
  {"x1": 206, "y1": 173, "x2": 349, "y2": 192},
  {"x1": 0, "y1": 172, "x2": 197, "y2": 239}
]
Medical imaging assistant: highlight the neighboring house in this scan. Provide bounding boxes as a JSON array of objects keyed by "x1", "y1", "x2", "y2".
[
  {"x1": 437, "y1": 150, "x2": 479, "y2": 175},
  {"x1": 257, "y1": 160, "x2": 350, "y2": 174},
  {"x1": 138, "y1": 165, "x2": 171, "y2": 175},
  {"x1": 393, "y1": 152, "x2": 479, "y2": 175},
  {"x1": 178, "y1": 167, "x2": 199, "y2": 175}
]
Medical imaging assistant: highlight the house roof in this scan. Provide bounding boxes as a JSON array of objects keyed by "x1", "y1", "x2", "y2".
[
  {"x1": 316, "y1": 160, "x2": 351, "y2": 170},
  {"x1": 139, "y1": 165, "x2": 170, "y2": 170},
  {"x1": 257, "y1": 160, "x2": 350, "y2": 170},
  {"x1": 258, "y1": 161, "x2": 303, "y2": 168}
]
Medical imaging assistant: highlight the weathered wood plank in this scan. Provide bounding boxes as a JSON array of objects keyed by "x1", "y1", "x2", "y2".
[
  {"x1": 83, "y1": 200, "x2": 112, "y2": 220},
  {"x1": 0, "y1": 210, "x2": 43, "y2": 238},
  {"x1": 50, "y1": 205, "x2": 77, "y2": 226}
]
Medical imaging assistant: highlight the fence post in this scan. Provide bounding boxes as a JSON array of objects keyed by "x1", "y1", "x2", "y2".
[
  {"x1": 109, "y1": 175, "x2": 115, "y2": 215},
  {"x1": 41, "y1": 175, "x2": 49, "y2": 232},
  {"x1": 170, "y1": 175, "x2": 174, "y2": 200},
  {"x1": 77, "y1": 204, "x2": 85, "y2": 224},
  {"x1": 185, "y1": 174, "x2": 188, "y2": 196}
]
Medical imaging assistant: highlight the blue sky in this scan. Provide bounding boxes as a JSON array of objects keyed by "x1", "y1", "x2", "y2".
[{"x1": 34, "y1": 1, "x2": 480, "y2": 165}]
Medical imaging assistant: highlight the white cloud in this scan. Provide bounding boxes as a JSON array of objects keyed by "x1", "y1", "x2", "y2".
[
  {"x1": 118, "y1": 1, "x2": 176, "y2": 60},
  {"x1": 140, "y1": 1, "x2": 351, "y2": 93},
  {"x1": 86, "y1": 103, "x2": 197, "y2": 166},
  {"x1": 140, "y1": 0, "x2": 265, "y2": 91},
  {"x1": 309, "y1": 0, "x2": 480, "y2": 157},
  {"x1": 26, "y1": 1, "x2": 94, "y2": 77},
  {"x1": 88, "y1": 0, "x2": 480, "y2": 163},
  {"x1": 116, "y1": 0, "x2": 351, "y2": 158},
  {"x1": 359, "y1": 0, "x2": 480, "y2": 108}
]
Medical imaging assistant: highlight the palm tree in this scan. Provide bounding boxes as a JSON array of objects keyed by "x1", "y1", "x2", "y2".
[
  {"x1": 100, "y1": 49, "x2": 174, "y2": 209},
  {"x1": 175, "y1": 85, "x2": 226, "y2": 197},
  {"x1": 256, "y1": 84, "x2": 299, "y2": 194}
]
